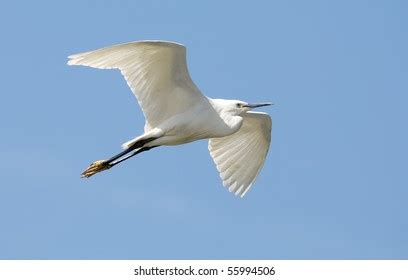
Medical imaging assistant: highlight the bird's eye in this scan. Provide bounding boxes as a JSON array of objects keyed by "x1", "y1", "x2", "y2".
[{"x1": 236, "y1": 103, "x2": 242, "y2": 108}]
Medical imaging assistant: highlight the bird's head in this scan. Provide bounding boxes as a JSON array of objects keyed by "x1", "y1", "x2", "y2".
[{"x1": 217, "y1": 99, "x2": 272, "y2": 116}]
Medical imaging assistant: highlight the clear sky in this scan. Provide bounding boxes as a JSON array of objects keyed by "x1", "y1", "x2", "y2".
[{"x1": 0, "y1": 0, "x2": 406, "y2": 259}]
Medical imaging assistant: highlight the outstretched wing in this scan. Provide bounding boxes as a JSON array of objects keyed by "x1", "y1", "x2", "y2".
[
  {"x1": 67, "y1": 40, "x2": 207, "y2": 130},
  {"x1": 208, "y1": 112, "x2": 272, "y2": 197}
]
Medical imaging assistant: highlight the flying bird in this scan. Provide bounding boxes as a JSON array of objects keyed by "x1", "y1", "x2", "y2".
[{"x1": 68, "y1": 40, "x2": 272, "y2": 197}]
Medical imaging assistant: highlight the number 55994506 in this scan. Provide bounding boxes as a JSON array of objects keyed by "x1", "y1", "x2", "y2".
[{"x1": 227, "y1": 266, "x2": 275, "y2": 276}]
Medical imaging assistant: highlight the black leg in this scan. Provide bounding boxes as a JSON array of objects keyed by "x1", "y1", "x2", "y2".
[
  {"x1": 81, "y1": 137, "x2": 158, "y2": 178},
  {"x1": 110, "y1": 145, "x2": 159, "y2": 167},
  {"x1": 106, "y1": 137, "x2": 157, "y2": 164}
]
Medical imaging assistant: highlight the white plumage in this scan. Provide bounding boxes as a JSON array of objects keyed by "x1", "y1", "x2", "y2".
[
  {"x1": 209, "y1": 112, "x2": 271, "y2": 197},
  {"x1": 68, "y1": 40, "x2": 272, "y2": 197}
]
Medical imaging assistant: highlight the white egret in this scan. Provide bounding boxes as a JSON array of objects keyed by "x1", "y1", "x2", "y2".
[{"x1": 68, "y1": 40, "x2": 272, "y2": 197}]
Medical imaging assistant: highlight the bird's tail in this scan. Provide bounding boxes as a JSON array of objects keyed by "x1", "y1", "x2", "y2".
[
  {"x1": 121, "y1": 128, "x2": 164, "y2": 149},
  {"x1": 121, "y1": 137, "x2": 142, "y2": 150},
  {"x1": 122, "y1": 135, "x2": 145, "y2": 150}
]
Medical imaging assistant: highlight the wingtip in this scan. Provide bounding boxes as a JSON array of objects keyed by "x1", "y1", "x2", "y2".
[
  {"x1": 66, "y1": 52, "x2": 84, "y2": 66},
  {"x1": 66, "y1": 56, "x2": 75, "y2": 66},
  {"x1": 67, "y1": 56, "x2": 80, "y2": 66}
]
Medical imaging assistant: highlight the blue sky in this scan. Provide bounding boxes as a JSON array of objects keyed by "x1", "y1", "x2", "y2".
[{"x1": 0, "y1": 0, "x2": 407, "y2": 259}]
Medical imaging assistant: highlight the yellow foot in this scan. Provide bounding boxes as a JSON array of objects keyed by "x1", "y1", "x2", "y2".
[{"x1": 81, "y1": 160, "x2": 111, "y2": 178}]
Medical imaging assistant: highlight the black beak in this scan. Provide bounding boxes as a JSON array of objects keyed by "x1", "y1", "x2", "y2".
[{"x1": 244, "y1": 102, "x2": 273, "y2": 109}]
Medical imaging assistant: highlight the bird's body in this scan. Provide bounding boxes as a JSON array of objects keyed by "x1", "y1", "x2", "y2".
[
  {"x1": 136, "y1": 98, "x2": 243, "y2": 148},
  {"x1": 68, "y1": 40, "x2": 272, "y2": 197}
]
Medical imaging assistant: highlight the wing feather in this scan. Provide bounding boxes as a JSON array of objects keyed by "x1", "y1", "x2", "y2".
[
  {"x1": 68, "y1": 40, "x2": 207, "y2": 130},
  {"x1": 208, "y1": 112, "x2": 272, "y2": 197}
]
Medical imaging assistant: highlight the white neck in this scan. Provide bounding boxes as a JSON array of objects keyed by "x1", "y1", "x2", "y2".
[{"x1": 208, "y1": 98, "x2": 243, "y2": 133}]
